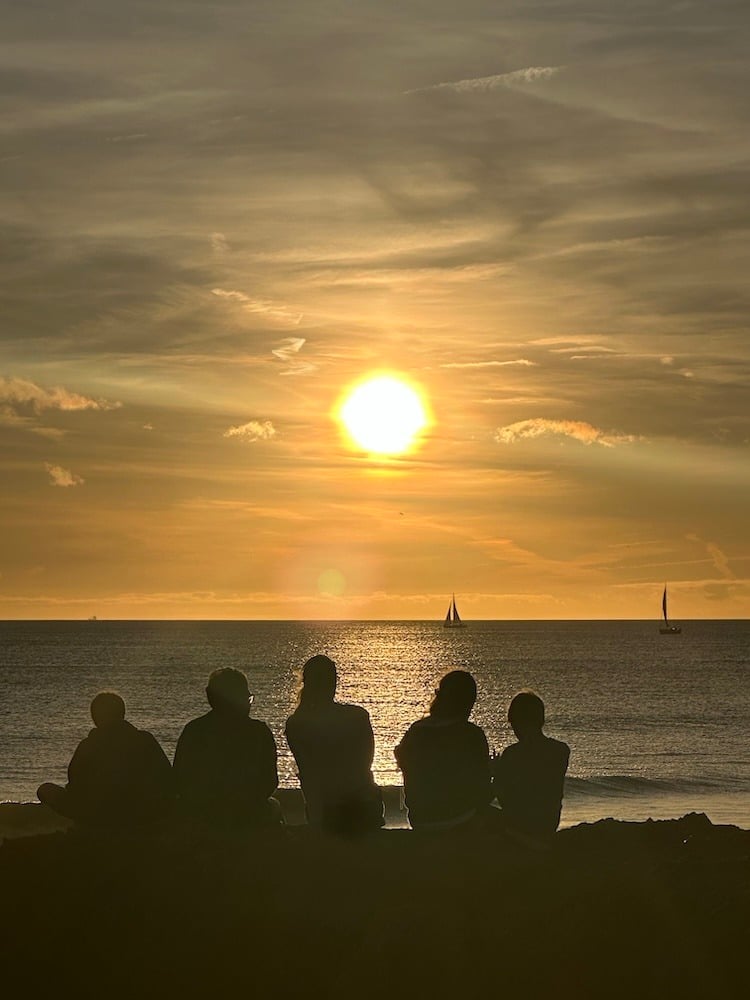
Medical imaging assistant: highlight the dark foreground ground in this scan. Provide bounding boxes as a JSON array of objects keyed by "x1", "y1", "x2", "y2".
[{"x1": 1, "y1": 810, "x2": 748, "y2": 999}]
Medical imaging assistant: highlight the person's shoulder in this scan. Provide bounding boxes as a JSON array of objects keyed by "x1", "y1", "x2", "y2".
[
  {"x1": 178, "y1": 712, "x2": 212, "y2": 738},
  {"x1": 285, "y1": 708, "x2": 301, "y2": 733},
  {"x1": 398, "y1": 717, "x2": 428, "y2": 744},
  {"x1": 547, "y1": 737, "x2": 570, "y2": 759},
  {"x1": 247, "y1": 716, "x2": 274, "y2": 738},
  {"x1": 73, "y1": 729, "x2": 98, "y2": 753},
  {"x1": 498, "y1": 741, "x2": 521, "y2": 760},
  {"x1": 337, "y1": 702, "x2": 370, "y2": 722},
  {"x1": 136, "y1": 727, "x2": 164, "y2": 749}
]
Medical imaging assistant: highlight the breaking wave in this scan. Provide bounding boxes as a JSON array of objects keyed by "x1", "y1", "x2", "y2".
[{"x1": 564, "y1": 774, "x2": 750, "y2": 799}]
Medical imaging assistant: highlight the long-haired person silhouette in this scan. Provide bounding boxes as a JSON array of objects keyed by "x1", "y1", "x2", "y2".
[
  {"x1": 395, "y1": 670, "x2": 492, "y2": 832},
  {"x1": 285, "y1": 654, "x2": 384, "y2": 836}
]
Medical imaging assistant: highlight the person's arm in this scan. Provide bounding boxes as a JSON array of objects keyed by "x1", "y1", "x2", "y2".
[
  {"x1": 66, "y1": 737, "x2": 91, "y2": 788},
  {"x1": 492, "y1": 748, "x2": 509, "y2": 807},
  {"x1": 284, "y1": 716, "x2": 302, "y2": 766},
  {"x1": 172, "y1": 726, "x2": 193, "y2": 797},
  {"x1": 475, "y1": 728, "x2": 493, "y2": 807},
  {"x1": 394, "y1": 730, "x2": 409, "y2": 771},
  {"x1": 143, "y1": 733, "x2": 174, "y2": 796},
  {"x1": 259, "y1": 724, "x2": 279, "y2": 799},
  {"x1": 356, "y1": 708, "x2": 376, "y2": 772}
]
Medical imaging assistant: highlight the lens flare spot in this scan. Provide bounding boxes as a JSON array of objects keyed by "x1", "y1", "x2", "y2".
[{"x1": 317, "y1": 568, "x2": 346, "y2": 596}]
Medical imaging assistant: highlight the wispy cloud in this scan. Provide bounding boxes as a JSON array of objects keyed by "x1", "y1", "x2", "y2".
[
  {"x1": 495, "y1": 418, "x2": 637, "y2": 448},
  {"x1": 210, "y1": 232, "x2": 229, "y2": 254},
  {"x1": 0, "y1": 376, "x2": 120, "y2": 413},
  {"x1": 44, "y1": 463, "x2": 84, "y2": 487},
  {"x1": 408, "y1": 66, "x2": 561, "y2": 95},
  {"x1": 106, "y1": 133, "x2": 148, "y2": 143},
  {"x1": 549, "y1": 346, "x2": 618, "y2": 355},
  {"x1": 212, "y1": 288, "x2": 302, "y2": 325},
  {"x1": 687, "y1": 534, "x2": 735, "y2": 580},
  {"x1": 223, "y1": 420, "x2": 277, "y2": 442},
  {"x1": 441, "y1": 359, "x2": 536, "y2": 370},
  {"x1": 271, "y1": 337, "x2": 316, "y2": 375}
]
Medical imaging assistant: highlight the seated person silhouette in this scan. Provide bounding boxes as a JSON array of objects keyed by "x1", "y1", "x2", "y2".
[
  {"x1": 493, "y1": 690, "x2": 570, "y2": 838},
  {"x1": 395, "y1": 670, "x2": 492, "y2": 831},
  {"x1": 285, "y1": 654, "x2": 384, "y2": 836},
  {"x1": 37, "y1": 691, "x2": 173, "y2": 830},
  {"x1": 173, "y1": 668, "x2": 280, "y2": 831}
]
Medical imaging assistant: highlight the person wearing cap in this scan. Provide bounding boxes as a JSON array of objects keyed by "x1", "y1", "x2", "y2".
[
  {"x1": 173, "y1": 667, "x2": 280, "y2": 831},
  {"x1": 395, "y1": 670, "x2": 492, "y2": 831},
  {"x1": 493, "y1": 690, "x2": 570, "y2": 838},
  {"x1": 37, "y1": 691, "x2": 173, "y2": 829},
  {"x1": 285, "y1": 654, "x2": 383, "y2": 836}
]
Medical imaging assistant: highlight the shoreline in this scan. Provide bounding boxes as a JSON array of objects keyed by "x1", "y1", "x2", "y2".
[{"x1": 3, "y1": 787, "x2": 750, "y2": 843}]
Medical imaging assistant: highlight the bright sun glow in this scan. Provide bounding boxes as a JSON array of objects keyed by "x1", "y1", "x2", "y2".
[{"x1": 338, "y1": 375, "x2": 430, "y2": 456}]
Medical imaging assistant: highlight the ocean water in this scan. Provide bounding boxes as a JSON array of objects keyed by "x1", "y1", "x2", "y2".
[{"x1": 1, "y1": 620, "x2": 748, "y2": 828}]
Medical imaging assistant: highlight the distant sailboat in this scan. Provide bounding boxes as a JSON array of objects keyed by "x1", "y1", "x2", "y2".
[
  {"x1": 443, "y1": 594, "x2": 466, "y2": 629},
  {"x1": 659, "y1": 585, "x2": 681, "y2": 634}
]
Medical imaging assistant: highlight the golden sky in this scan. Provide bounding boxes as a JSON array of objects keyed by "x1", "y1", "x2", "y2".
[{"x1": 1, "y1": 1, "x2": 749, "y2": 619}]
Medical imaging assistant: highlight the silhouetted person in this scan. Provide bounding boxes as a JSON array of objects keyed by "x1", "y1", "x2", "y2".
[
  {"x1": 395, "y1": 670, "x2": 491, "y2": 831},
  {"x1": 173, "y1": 668, "x2": 279, "y2": 831},
  {"x1": 37, "y1": 692, "x2": 173, "y2": 829},
  {"x1": 285, "y1": 654, "x2": 384, "y2": 836},
  {"x1": 493, "y1": 690, "x2": 570, "y2": 837}
]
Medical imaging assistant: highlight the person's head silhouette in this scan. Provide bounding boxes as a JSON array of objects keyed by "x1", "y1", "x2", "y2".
[
  {"x1": 429, "y1": 670, "x2": 477, "y2": 721},
  {"x1": 90, "y1": 692, "x2": 126, "y2": 730},
  {"x1": 299, "y1": 654, "x2": 337, "y2": 708},
  {"x1": 206, "y1": 668, "x2": 252, "y2": 717},
  {"x1": 508, "y1": 690, "x2": 545, "y2": 740}
]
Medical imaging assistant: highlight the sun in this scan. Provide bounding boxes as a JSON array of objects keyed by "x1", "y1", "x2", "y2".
[{"x1": 337, "y1": 374, "x2": 430, "y2": 456}]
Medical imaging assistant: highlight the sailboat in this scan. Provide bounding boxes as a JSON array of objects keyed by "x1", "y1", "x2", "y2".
[
  {"x1": 659, "y1": 585, "x2": 681, "y2": 634},
  {"x1": 443, "y1": 594, "x2": 466, "y2": 629}
]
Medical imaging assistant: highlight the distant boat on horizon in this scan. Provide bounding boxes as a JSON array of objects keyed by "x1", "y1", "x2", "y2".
[
  {"x1": 87, "y1": 615, "x2": 98, "y2": 621},
  {"x1": 443, "y1": 594, "x2": 466, "y2": 629},
  {"x1": 659, "y1": 585, "x2": 681, "y2": 634}
]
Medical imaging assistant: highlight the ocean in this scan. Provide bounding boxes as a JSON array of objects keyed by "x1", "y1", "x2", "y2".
[{"x1": 1, "y1": 619, "x2": 748, "y2": 828}]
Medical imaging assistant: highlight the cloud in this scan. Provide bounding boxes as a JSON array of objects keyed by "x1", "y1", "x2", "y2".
[
  {"x1": 212, "y1": 288, "x2": 302, "y2": 325},
  {"x1": 105, "y1": 133, "x2": 148, "y2": 143},
  {"x1": 271, "y1": 337, "x2": 317, "y2": 375},
  {"x1": 0, "y1": 376, "x2": 120, "y2": 414},
  {"x1": 408, "y1": 66, "x2": 561, "y2": 95},
  {"x1": 211, "y1": 232, "x2": 229, "y2": 254},
  {"x1": 45, "y1": 463, "x2": 84, "y2": 487},
  {"x1": 687, "y1": 534, "x2": 735, "y2": 580},
  {"x1": 441, "y1": 359, "x2": 536, "y2": 370},
  {"x1": 495, "y1": 418, "x2": 637, "y2": 448},
  {"x1": 549, "y1": 346, "x2": 618, "y2": 355},
  {"x1": 223, "y1": 420, "x2": 277, "y2": 442}
]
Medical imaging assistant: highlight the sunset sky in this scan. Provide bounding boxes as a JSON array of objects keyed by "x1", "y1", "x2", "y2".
[{"x1": 2, "y1": 1, "x2": 749, "y2": 619}]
